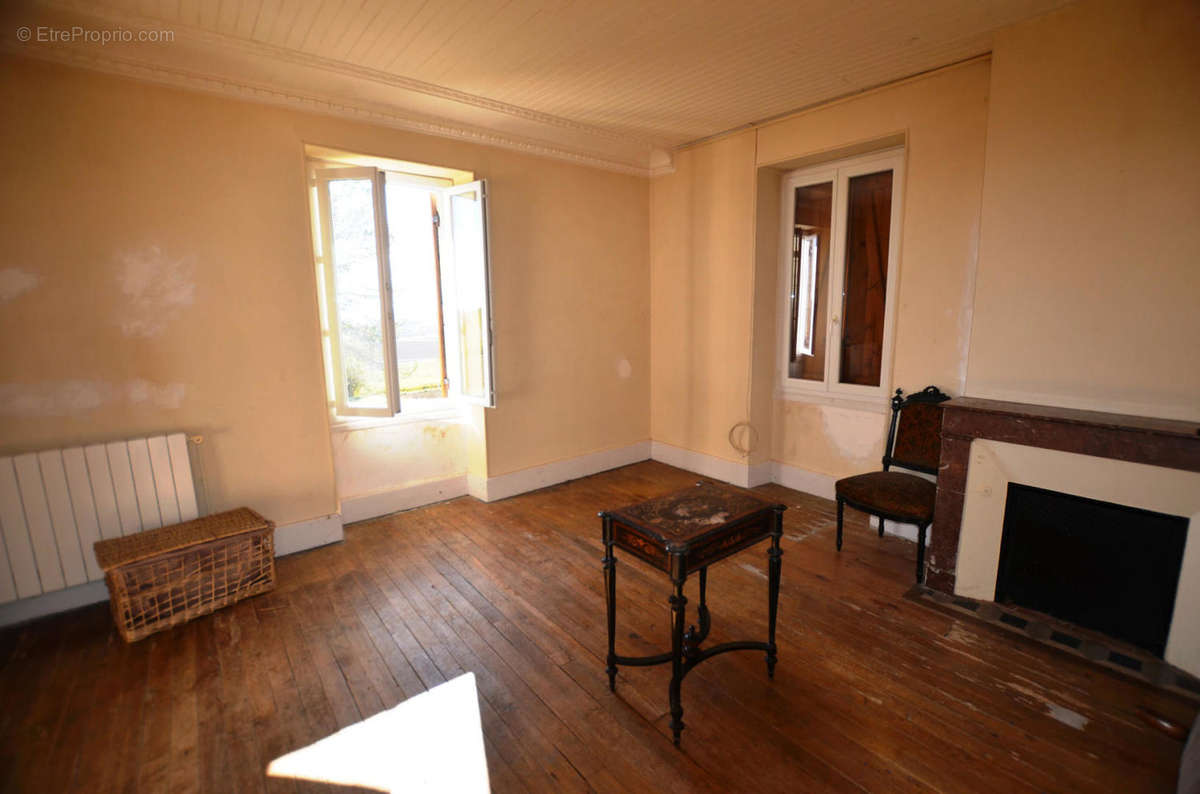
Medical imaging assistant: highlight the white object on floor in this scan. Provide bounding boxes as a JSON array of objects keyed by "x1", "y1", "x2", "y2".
[{"x1": 267, "y1": 672, "x2": 489, "y2": 793}]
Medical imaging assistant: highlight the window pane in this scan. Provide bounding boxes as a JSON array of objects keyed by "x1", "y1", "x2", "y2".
[
  {"x1": 328, "y1": 178, "x2": 388, "y2": 409},
  {"x1": 385, "y1": 179, "x2": 446, "y2": 401},
  {"x1": 449, "y1": 189, "x2": 489, "y2": 401},
  {"x1": 839, "y1": 170, "x2": 893, "y2": 387},
  {"x1": 788, "y1": 181, "x2": 833, "y2": 381}
]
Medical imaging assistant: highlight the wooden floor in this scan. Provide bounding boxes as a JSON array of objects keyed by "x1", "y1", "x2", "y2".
[{"x1": 0, "y1": 461, "x2": 1194, "y2": 793}]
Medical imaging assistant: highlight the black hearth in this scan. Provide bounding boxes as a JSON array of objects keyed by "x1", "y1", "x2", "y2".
[{"x1": 995, "y1": 483, "x2": 1188, "y2": 657}]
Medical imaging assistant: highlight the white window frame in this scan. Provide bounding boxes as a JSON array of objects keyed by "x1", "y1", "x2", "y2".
[
  {"x1": 309, "y1": 163, "x2": 496, "y2": 421},
  {"x1": 438, "y1": 180, "x2": 497, "y2": 409},
  {"x1": 775, "y1": 147, "x2": 905, "y2": 408},
  {"x1": 313, "y1": 166, "x2": 399, "y2": 419}
]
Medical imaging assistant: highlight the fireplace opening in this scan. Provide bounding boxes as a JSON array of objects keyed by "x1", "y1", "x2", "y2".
[{"x1": 995, "y1": 483, "x2": 1188, "y2": 657}]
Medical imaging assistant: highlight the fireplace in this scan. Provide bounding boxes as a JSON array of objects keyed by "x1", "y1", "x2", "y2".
[
  {"x1": 994, "y1": 483, "x2": 1188, "y2": 657},
  {"x1": 926, "y1": 397, "x2": 1200, "y2": 676}
]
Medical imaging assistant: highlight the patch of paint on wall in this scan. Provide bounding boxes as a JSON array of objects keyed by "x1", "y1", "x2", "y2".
[
  {"x1": 126, "y1": 379, "x2": 187, "y2": 409},
  {"x1": 0, "y1": 379, "x2": 188, "y2": 417},
  {"x1": 0, "y1": 380, "x2": 111, "y2": 417},
  {"x1": 0, "y1": 268, "x2": 40, "y2": 304},
  {"x1": 819, "y1": 405, "x2": 885, "y2": 464},
  {"x1": 117, "y1": 245, "x2": 196, "y2": 337}
]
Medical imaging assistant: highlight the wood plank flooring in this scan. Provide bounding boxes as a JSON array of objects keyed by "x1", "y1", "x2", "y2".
[{"x1": 0, "y1": 461, "x2": 1194, "y2": 792}]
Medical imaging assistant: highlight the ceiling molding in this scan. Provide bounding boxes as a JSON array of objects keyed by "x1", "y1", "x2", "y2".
[
  {"x1": 9, "y1": 0, "x2": 1062, "y2": 178},
  {"x1": 4, "y1": 42, "x2": 661, "y2": 178},
  {"x1": 46, "y1": 0, "x2": 671, "y2": 150},
  {"x1": 6, "y1": 1, "x2": 673, "y2": 177}
]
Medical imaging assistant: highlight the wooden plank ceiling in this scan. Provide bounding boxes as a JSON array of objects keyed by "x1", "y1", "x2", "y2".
[{"x1": 11, "y1": 0, "x2": 1073, "y2": 171}]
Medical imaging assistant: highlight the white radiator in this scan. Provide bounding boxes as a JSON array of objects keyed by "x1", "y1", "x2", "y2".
[{"x1": 0, "y1": 433, "x2": 198, "y2": 604}]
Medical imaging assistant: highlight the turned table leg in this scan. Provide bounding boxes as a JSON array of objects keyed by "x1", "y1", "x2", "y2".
[
  {"x1": 602, "y1": 513, "x2": 617, "y2": 691},
  {"x1": 766, "y1": 507, "x2": 784, "y2": 679},
  {"x1": 668, "y1": 553, "x2": 688, "y2": 746}
]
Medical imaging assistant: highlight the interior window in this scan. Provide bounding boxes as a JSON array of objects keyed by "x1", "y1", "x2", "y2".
[{"x1": 779, "y1": 149, "x2": 903, "y2": 401}]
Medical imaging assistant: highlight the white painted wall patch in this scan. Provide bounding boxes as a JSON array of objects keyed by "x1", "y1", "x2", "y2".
[
  {"x1": 0, "y1": 380, "x2": 188, "y2": 417},
  {"x1": 0, "y1": 380, "x2": 112, "y2": 417},
  {"x1": 126, "y1": 379, "x2": 187, "y2": 409},
  {"x1": 117, "y1": 245, "x2": 196, "y2": 337},
  {"x1": 0, "y1": 268, "x2": 40, "y2": 304}
]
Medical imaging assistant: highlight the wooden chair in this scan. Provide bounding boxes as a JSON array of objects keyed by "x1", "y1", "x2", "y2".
[{"x1": 835, "y1": 386, "x2": 950, "y2": 583}]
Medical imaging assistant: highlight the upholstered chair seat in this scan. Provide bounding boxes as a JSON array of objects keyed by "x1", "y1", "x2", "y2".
[
  {"x1": 835, "y1": 471, "x2": 936, "y2": 524},
  {"x1": 834, "y1": 386, "x2": 950, "y2": 583}
]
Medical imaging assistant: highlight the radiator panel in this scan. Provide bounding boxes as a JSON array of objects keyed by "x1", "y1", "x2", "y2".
[
  {"x1": 0, "y1": 433, "x2": 198, "y2": 603},
  {"x1": 0, "y1": 461, "x2": 31, "y2": 600}
]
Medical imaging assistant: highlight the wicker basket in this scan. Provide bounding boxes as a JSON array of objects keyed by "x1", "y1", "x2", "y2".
[{"x1": 94, "y1": 507, "x2": 276, "y2": 642}]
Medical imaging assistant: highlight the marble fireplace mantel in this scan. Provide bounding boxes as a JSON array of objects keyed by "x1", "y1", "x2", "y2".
[{"x1": 927, "y1": 397, "x2": 1200, "y2": 595}]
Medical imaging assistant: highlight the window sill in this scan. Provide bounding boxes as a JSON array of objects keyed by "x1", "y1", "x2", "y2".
[
  {"x1": 330, "y1": 404, "x2": 467, "y2": 432},
  {"x1": 775, "y1": 385, "x2": 891, "y2": 414}
]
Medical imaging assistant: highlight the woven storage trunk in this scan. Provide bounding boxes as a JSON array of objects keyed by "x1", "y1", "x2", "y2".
[{"x1": 94, "y1": 507, "x2": 276, "y2": 642}]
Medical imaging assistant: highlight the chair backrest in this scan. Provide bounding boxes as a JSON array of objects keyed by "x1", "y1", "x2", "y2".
[{"x1": 883, "y1": 386, "x2": 951, "y2": 475}]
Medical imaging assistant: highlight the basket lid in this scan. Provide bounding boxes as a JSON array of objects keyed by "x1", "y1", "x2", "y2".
[{"x1": 94, "y1": 507, "x2": 274, "y2": 571}]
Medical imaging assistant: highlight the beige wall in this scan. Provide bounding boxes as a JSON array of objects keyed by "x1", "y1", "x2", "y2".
[
  {"x1": 332, "y1": 421, "x2": 469, "y2": 501},
  {"x1": 0, "y1": 57, "x2": 650, "y2": 525},
  {"x1": 966, "y1": 0, "x2": 1200, "y2": 421},
  {"x1": 0, "y1": 60, "x2": 336, "y2": 525},
  {"x1": 651, "y1": 60, "x2": 991, "y2": 477},
  {"x1": 483, "y1": 155, "x2": 650, "y2": 476},
  {"x1": 649, "y1": 131, "x2": 759, "y2": 464},
  {"x1": 2, "y1": 0, "x2": 1193, "y2": 531},
  {"x1": 760, "y1": 60, "x2": 992, "y2": 478},
  {"x1": 652, "y1": 0, "x2": 1200, "y2": 484}
]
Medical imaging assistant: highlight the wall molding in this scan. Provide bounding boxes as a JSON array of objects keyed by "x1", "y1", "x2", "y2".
[
  {"x1": 769, "y1": 461, "x2": 837, "y2": 500},
  {"x1": 872, "y1": 517, "x2": 927, "y2": 543},
  {"x1": 274, "y1": 513, "x2": 345, "y2": 557},
  {"x1": 0, "y1": 512, "x2": 345, "y2": 628},
  {"x1": 0, "y1": 580, "x2": 109, "y2": 629},
  {"x1": 340, "y1": 476, "x2": 468, "y2": 524},
  {"x1": 476, "y1": 441, "x2": 652, "y2": 502},
  {"x1": 649, "y1": 441, "x2": 771, "y2": 488}
]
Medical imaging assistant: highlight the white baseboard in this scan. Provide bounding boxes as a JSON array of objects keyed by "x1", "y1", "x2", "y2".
[
  {"x1": 747, "y1": 461, "x2": 773, "y2": 487},
  {"x1": 769, "y1": 461, "x2": 837, "y2": 500},
  {"x1": 649, "y1": 441, "x2": 770, "y2": 488},
  {"x1": 0, "y1": 581, "x2": 109, "y2": 628},
  {"x1": 0, "y1": 512, "x2": 346, "y2": 628},
  {"x1": 340, "y1": 475, "x2": 468, "y2": 524},
  {"x1": 871, "y1": 516, "x2": 930, "y2": 544},
  {"x1": 467, "y1": 473, "x2": 487, "y2": 501},
  {"x1": 475, "y1": 441, "x2": 651, "y2": 502},
  {"x1": 275, "y1": 513, "x2": 344, "y2": 557}
]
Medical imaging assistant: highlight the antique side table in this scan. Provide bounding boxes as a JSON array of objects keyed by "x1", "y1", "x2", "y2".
[{"x1": 599, "y1": 481, "x2": 786, "y2": 745}]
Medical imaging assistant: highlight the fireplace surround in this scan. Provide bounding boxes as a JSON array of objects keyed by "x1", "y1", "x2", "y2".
[{"x1": 927, "y1": 398, "x2": 1200, "y2": 675}]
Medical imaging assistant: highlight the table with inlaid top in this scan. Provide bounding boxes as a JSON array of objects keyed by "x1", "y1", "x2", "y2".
[{"x1": 600, "y1": 481, "x2": 786, "y2": 745}]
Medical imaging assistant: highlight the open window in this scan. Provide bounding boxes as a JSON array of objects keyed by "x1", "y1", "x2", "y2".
[
  {"x1": 440, "y1": 181, "x2": 495, "y2": 406},
  {"x1": 310, "y1": 160, "x2": 494, "y2": 419},
  {"x1": 778, "y1": 148, "x2": 904, "y2": 403}
]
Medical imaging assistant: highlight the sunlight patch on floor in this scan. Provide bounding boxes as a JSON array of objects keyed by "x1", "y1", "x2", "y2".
[{"x1": 267, "y1": 672, "x2": 489, "y2": 793}]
